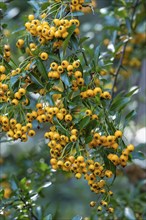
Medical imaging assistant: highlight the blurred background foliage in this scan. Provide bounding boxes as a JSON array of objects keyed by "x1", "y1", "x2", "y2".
[{"x1": 0, "y1": 0, "x2": 146, "y2": 219}]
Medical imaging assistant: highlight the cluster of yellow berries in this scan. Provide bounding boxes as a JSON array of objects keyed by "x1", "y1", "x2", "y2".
[
  {"x1": 48, "y1": 59, "x2": 85, "y2": 87},
  {"x1": 80, "y1": 87, "x2": 111, "y2": 100},
  {"x1": 54, "y1": 0, "x2": 91, "y2": 12},
  {"x1": 0, "y1": 78, "x2": 29, "y2": 106},
  {"x1": 0, "y1": 82, "x2": 10, "y2": 102},
  {"x1": 47, "y1": 122, "x2": 134, "y2": 212},
  {"x1": 0, "y1": 65, "x2": 7, "y2": 82},
  {"x1": 24, "y1": 14, "x2": 80, "y2": 45},
  {"x1": 0, "y1": 116, "x2": 35, "y2": 142},
  {"x1": 3, "y1": 44, "x2": 11, "y2": 62},
  {"x1": 108, "y1": 144, "x2": 134, "y2": 167},
  {"x1": 70, "y1": 0, "x2": 86, "y2": 12},
  {"x1": 0, "y1": 0, "x2": 136, "y2": 214}
]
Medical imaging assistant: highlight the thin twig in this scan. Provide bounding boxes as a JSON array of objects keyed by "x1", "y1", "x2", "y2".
[
  {"x1": 111, "y1": 41, "x2": 128, "y2": 100},
  {"x1": 131, "y1": 0, "x2": 140, "y2": 30},
  {"x1": 82, "y1": 50, "x2": 89, "y2": 66},
  {"x1": 110, "y1": 0, "x2": 140, "y2": 102}
]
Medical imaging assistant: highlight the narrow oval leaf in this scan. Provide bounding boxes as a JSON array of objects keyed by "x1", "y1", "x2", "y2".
[
  {"x1": 131, "y1": 151, "x2": 145, "y2": 160},
  {"x1": 62, "y1": 25, "x2": 76, "y2": 54},
  {"x1": 72, "y1": 216, "x2": 82, "y2": 220},
  {"x1": 124, "y1": 207, "x2": 136, "y2": 220},
  {"x1": 44, "y1": 214, "x2": 52, "y2": 220},
  {"x1": 79, "y1": 116, "x2": 90, "y2": 130}
]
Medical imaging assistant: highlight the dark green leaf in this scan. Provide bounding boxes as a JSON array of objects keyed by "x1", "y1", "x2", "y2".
[
  {"x1": 86, "y1": 120, "x2": 98, "y2": 134},
  {"x1": 85, "y1": 135, "x2": 92, "y2": 144},
  {"x1": 0, "y1": 189, "x2": 4, "y2": 199},
  {"x1": 0, "y1": 3, "x2": 7, "y2": 11},
  {"x1": 49, "y1": 53, "x2": 60, "y2": 62},
  {"x1": 61, "y1": 72, "x2": 71, "y2": 87},
  {"x1": 53, "y1": 116, "x2": 70, "y2": 136},
  {"x1": 125, "y1": 110, "x2": 136, "y2": 121},
  {"x1": 27, "y1": 83, "x2": 41, "y2": 92},
  {"x1": 131, "y1": 151, "x2": 145, "y2": 160},
  {"x1": 83, "y1": 71, "x2": 91, "y2": 85},
  {"x1": 94, "y1": 44, "x2": 101, "y2": 64},
  {"x1": 62, "y1": 25, "x2": 76, "y2": 54},
  {"x1": 10, "y1": 75, "x2": 19, "y2": 87},
  {"x1": 41, "y1": 2, "x2": 49, "y2": 10},
  {"x1": 70, "y1": 35, "x2": 79, "y2": 51},
  {"x1": 46, "y1": 93, "x2": 55, "y2": 106},
  {"x1": 79, "y1": 37, "x2": 89, "y2": 45},
  {"x1": 43, "y1": 214, "x2": 52, "y2": 220},
  {"x1": 29, "y1": 73, "x2": 44, "y2": 87},
  {"x1": 78, "y1": 116, "x2": 90, "y2": 130},
  {"x1": 36, "y1": 58, "x2": 48, "y2": 80},
  {"x1": 125, "y1": 87, "x2": 138, "y2": 97},
  {"x1": 110, "y1": 97, "x2": 130, "y2": 112}
]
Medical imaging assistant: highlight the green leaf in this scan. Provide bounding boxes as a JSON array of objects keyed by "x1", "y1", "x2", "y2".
[
  {"x1": 125, "y1": 110, "x2": 136, "y2": 121},
  {"x1": 72, "y1": 216, "x2": 82, "y2": 220},
  {"x1": 0, "y1": 189, "x2": 4, "y2": 199},
  {"x1": 12, "y1": 27, "x2": 25, "y2": 34},
  {"x1": 83, "y1": 71, "x2": 91, "y2": 85},
  {"x1": 28, "y1": 0, "x2": 40, "y2": 11},
  {"x1": 43, "y1": 214, "x2": 52, "y2": 220},
  {"x1": 112, "y1": 30, "x2": 117, "y2": 45},
  {"x1": 110, "y1": 97, "x2": 130, "y2": 112},
  {"x1": 115, "y1": 7, "x2": 127, "y2": 18},
  {"x1": 10, "y1": 75, "x2": 19, "y2": 87},
  {"x1": 131, "y1": 151, "x2": 145, "y2": 160},
  {"x1": 27, "y1": 83, "x2": 41, "y2": 92},
  {"x1": 120, "y1": 0, "x2": 126, "y2": 6},
  {"x1": 40, "y1": 162, "x2": 49, "y2": 172},
  {"x1": 41, "y1": 2, "x2": 49, "y2": 10},
  {"x1": 20, "y1": 177, "x2": 27, "y2": 185},
  {"x1": 124, "y1": 207, "x2": 136, "y2": 220},
  {"x1": 29, "y1": 73, "x2": 44, "y2": 87},
  {"x1": 85, "y1": 135, "x2": 92, "y2": 144},
  {"x1": 61, "y1": 72, "x2": 71, "y2": 87},
  {"x1": 70, "y1": 35, "x2": 79, "y2": 51},
  {"x1": 78, "y1": 116, "x2": 90, "y2": 130},
  {"x1": 79, "y1": 37, "x2": 89, "y2": 45},
  {"x1": 62, "y1": 25, "x2": 76, "y2": 54},
  {"x1": 49, "y1": 53, "x2": 60, "y2": 62},
  {"x1": 46, "y1": 92, "x2": 55, "y2": 106},
  {"x1": 86, "y1": 120, "x2": 98, "y2": 134},
  {"x1": 53, "y1": 116, "x2": 70, "y2": 136},
  {"x1": 36, "y1": 58, "x2": 48, "y2": 80},
  {"x1": 94, "y1": 44, "x2": 101, "y2": 64},
  {"x1": 0, "y1": 3, "x2": 7, "y2": 11},
  {"x1": 126, "y1": 18, "x2": 132, "y2": 34},
  {"x1": 37, "y1": 182, "x2": 52, "y2": 193},
  {"x1": 125, "y1": 87, "x2": 138, "y2": 97},
  {"x1": 68, "y1": 101, "x2": 78, "y2": 110}
]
